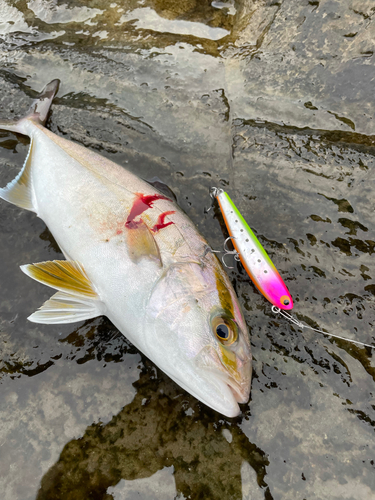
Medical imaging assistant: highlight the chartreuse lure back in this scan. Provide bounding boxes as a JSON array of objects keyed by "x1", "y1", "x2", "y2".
[{"x1": 211, "y1": 188, "x2": 293, "y2": 311}]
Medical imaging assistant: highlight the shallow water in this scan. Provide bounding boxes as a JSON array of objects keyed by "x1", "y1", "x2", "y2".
[{"x1": 0, "y1": 1, "x2": 374, "y2": 499}]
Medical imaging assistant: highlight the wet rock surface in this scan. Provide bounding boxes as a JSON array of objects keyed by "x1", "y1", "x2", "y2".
[{"x1": 0, "y1": 1, "x2": 374, "y2": 499}]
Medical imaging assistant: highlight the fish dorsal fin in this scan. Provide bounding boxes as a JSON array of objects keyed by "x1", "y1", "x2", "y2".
[
  {"x1": 20, "y1": 260, "x2": 105, "y2": 324},
  {"x1": 0, "y1": 138, "x2": 36, "y2": 211},
  {"x1": 145, "y1": 177, "x2": 177, "y2": 203}
]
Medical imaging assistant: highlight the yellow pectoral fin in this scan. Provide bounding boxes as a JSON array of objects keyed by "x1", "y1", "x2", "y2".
[
  {"x1": 20, "y1": 260, "x2": 105, "y2": 324},
  {"x1": 126, "y1": 221, "x2": 162, "y2": 266}
]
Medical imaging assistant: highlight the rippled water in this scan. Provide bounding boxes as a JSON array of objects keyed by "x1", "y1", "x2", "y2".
[{"x1": 0, "y1": 1, "x2": 374, "y2": 499}]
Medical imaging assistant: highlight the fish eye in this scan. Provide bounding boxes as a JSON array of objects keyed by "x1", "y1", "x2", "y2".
[
  {"x1": 280, "y1": 295, "x2": 290, "y2": 306},
  {"x1": 216, "y1": 323, "x2": 229, "y2": 339},
  {"x1": 212, "y1": 316, "x2": 238, "y2": 346}
]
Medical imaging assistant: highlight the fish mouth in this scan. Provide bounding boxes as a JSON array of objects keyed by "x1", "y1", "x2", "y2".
[
  {"x1": 209, "y1": 368, "x2": 250, "y2": 405},
  {"x1": 161, "y1": 365, "x2": 244, "y2": 418},
  {"x1": 201, "y1": 368, "x2": 250, "y2": 412},
  {"x1": 195, "y1": 345, "x2": 251, "y2": 414},
  {"x1": 227, "y1": 378, "x2": 249, "y2": 404}
]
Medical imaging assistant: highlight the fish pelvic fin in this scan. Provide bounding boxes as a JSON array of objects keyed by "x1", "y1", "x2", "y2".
[
  {"x1": 20, "y1": 260, "x2": 105, "y2": 324},
  {"x1": 0, "y1": 137, "x2": 36, "y2": 211},
  {"x1": 0, "y1": 80, "x2": 60, "y2": 212}
]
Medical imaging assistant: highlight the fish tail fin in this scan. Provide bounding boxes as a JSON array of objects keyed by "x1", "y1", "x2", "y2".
[
  {"x1": 0, "y1": 79, "x2": 60, "y2": 212},
  {"x1": 25, "y1": 79, "x2": 60, "y2": 126},
  {"x1": 0, "y1": 137, "x2": 36, "y2": 211},
  {"x1": 0, "y1": 79, "x2": 60, "y2": 134},
  {"x1": 0, "y1": 119, "x2": 20, "y2": 134}
]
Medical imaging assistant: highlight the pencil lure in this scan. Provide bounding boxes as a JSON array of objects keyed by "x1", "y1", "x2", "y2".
[
  {"x1": 210, "y1": 188, "x2": 375, "y2": 349},
  {"x1": 211, "y1": 188, "x2": 293, "y2": 311}
]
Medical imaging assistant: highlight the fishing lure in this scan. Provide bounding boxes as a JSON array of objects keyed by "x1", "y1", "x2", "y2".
[
  {"x1": 210, "y1": 188, "x2": 375, "y2": 349},
  {"x1": 210, "y1": 187, "x2": 293, "y2": 311}
]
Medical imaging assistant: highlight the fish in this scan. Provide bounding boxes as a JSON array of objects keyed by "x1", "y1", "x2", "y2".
[
  {"x1": 0, "y1": 80, "x2": 252, "y2": 418},
  {"x1": 211, "y1": 187, "x2": 293, "y2": 310}
]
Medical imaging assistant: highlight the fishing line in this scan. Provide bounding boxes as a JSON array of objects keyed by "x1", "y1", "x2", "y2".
[
  {"x1": 271, "y1": 306, "x2": 374, "y2": 349},
  {"x1": 215, "y1": 242, "x2": 375, "y2": 349}
]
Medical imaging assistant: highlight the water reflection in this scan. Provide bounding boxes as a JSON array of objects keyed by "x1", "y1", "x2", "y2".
[
  {"x1": 107, "y1": 466, "x2": 178, "y2": 499},
  {"x1": 119, "y1": 7, "x2": 230, "y2": 40},
  {"x1": 27, "y1": 1, "x2": 104, "y2": 25},
  {"x1": 2, "y1": 0, "x2": 236, "y2": 52},
  {"x1": 0, "y1": 3, "x2": 34, "y2": 36},
  {"x1": 36, "y1": 359, "x2": 270, "y2": 500}
]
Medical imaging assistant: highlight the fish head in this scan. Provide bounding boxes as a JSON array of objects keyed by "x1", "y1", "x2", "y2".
[{"x1": 144, "y1": 256, "x2": 252, "y2": 417}]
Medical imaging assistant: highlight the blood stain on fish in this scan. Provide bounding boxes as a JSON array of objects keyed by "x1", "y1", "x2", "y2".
[
  {"x1": 125, "y1": 193, "x2": 171, "y2": 229},
  {"x1": 151, "y1": 211, "x2": 176, "y2": 232}
]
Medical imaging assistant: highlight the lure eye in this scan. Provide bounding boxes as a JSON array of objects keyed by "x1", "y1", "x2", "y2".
[
  {"x1": 280, "y1": 295, "x2": 290, "y2": 306},
  {"x1": 212, "y1": 316, "x2": 238, "y2": 346}
]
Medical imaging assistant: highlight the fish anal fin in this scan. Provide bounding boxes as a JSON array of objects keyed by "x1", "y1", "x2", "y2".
[
  {"x1": 27, "y1": 290, "x2": 104, "y2": 324},
  {"x1": 126, "y1": 221, "x2": 162, "y2": 265},
  {"x1": 20, "y1": 260, "x2": 98, "y2": 298},
  {"x1": 0, "y1": 138, "x2": 36, "y2": 211}
]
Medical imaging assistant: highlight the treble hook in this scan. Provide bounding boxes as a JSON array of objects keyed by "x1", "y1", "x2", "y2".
[
  {"x1": 204, "y1": 203, "x2": 214, "y2": 213},
  {"x1": 212, "y1": 236, "x2": 240, "y2": 268},
  {"x1": 223, "y1": 236, "x2": 236, "y2": 253},
  {"x1": 222, "y1": 253, "x2": 241, "y2": 268}
]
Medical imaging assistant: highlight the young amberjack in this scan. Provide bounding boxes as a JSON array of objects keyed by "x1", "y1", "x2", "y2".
[{"x1": 0, "y1": 81, "x2": 252, "y2": 418}]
